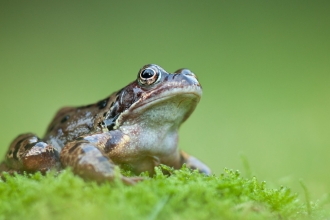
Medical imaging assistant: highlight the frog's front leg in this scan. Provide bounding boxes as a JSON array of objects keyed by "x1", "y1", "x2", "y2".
[
  {"x1": 60, "y1": 132, "x2": 142, "y2": 185},
  {"x1": 179, "y1": 150, "x2": 211, "y2": 175},
  {"x1": 1, "y1": 133, "x2": 60, "y2": 174}
]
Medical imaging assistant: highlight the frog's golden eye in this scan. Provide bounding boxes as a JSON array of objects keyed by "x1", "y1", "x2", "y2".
[{"x1": 138, "y1": 67, "x2": 161, "y2": 85}]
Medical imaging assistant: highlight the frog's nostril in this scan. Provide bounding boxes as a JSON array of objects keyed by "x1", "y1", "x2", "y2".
[
  {"x1": 185, "y1": 72, "x2": 195, "y2": 77},
  {"x1": 174, "y1": 68, "x2": 196, "y2": 78},
  {"x1": 182, "y1": 69, "x2": 196, "y2": 78}
]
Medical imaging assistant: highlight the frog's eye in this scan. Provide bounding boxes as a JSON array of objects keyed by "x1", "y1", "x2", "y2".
[{"x1": 138, "y1": 67, "x2": 161, "y2": 85}]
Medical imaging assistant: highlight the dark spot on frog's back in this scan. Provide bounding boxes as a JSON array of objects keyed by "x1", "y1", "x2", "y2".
[
  {"x1": 97, "y1": 98, "x2": 109, "y2": 109},
  {"x1": 61, "y1": 115, "x2": 70, "y2": 123}
]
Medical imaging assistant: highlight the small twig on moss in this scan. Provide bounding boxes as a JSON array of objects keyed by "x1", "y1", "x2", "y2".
[{"x1": 300, "y1": 179, "x2": 312, "y2": 215}]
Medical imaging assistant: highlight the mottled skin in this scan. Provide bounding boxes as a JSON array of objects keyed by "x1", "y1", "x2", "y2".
[{"x1": 0, "y1": 64, "x2": 210, "y2": 184}]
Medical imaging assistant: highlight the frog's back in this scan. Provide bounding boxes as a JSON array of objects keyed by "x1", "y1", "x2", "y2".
[{"x1": 43, "y1": 94, "x2": 117, "y2": 150}]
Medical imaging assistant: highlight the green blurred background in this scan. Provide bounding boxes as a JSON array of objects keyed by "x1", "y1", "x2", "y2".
[{"x1": 1, "y1": 1, "x2": 329, "y2": 200}]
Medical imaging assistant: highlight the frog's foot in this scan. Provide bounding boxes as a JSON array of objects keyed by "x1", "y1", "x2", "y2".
[
  {"x1": 60, "y1": 134, "x2": 139, "y2": 184},
  {"x1": 1, "y1": 133, "x2": 60, "y2": 174},
  {"x1": 180, "y1": 150, "x2": 211, "y2": 175}
]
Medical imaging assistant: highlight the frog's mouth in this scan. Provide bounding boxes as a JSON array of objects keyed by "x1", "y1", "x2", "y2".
[{"x1": 134, "y1": 82, "x2": 201, "y2": 108}]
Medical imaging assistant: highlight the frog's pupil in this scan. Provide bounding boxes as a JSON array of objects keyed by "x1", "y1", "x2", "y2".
[{"x1": 141, "y1": 69, "x2": 154, "y2": 79}]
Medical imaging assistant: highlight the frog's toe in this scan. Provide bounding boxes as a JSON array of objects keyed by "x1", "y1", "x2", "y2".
[
  {"x1": 121, "y1": 176, "x2": 145, "y2": 185},
  {"x1": 180, "y1": 150, "x2": 211, "y2": 175}
]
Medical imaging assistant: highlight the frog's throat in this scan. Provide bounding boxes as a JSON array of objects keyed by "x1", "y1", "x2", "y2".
[{"x1": 113, "y1": 85, "x2": 202, "y2": 130}]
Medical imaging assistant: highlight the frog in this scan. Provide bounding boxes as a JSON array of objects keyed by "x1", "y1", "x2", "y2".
[{"x1": 0, "y1": 64, "x2": 211, "y2": 184}]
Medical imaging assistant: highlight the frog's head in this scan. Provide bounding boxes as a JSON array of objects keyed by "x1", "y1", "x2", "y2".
[{"x1": 103, "y1": 64, "x2": 202, "y2": 131}]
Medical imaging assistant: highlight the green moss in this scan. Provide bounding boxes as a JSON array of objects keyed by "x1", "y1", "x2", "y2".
[{"x1": 0, "y1": 166, "x2": 327, "y2": 220}]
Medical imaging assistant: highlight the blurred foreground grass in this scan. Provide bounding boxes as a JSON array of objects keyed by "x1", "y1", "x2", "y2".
[{"x1": 1, "y1": 166, "x2": 329, "y2": 220}]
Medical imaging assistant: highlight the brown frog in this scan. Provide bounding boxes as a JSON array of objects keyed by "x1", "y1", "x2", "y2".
[{"x1": 0, "y1": 64, "x2": 211, "y2": 184}]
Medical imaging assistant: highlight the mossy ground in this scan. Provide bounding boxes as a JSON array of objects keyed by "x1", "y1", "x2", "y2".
[{"x1": 0, "y1": 166, "x2": 328, "y2": 220}]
